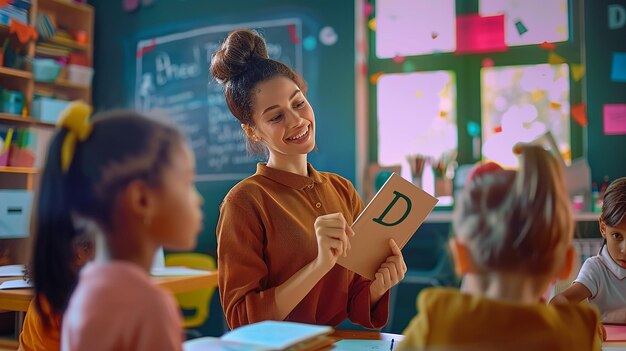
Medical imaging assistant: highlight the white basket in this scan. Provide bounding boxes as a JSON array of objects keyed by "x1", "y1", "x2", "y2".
[{"x1": 67, "y1": 64, "x2": 93, "y2": 86}]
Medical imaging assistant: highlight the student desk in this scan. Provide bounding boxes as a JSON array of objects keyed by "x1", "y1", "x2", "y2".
[
  {"x1": 0, "y1": 272, "x2": 219, "y2": 313},
  {"x1": 330, "y1": 329, "x2": 402, "y2": 342}
]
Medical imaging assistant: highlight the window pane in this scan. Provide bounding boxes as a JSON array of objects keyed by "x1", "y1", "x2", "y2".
[
  {"x1": 377, "y1": 71, "x2": 457, "y2": 173},
  {"x1": 480, "y1": 0, "x2": 569, "y2": 46},
  {"x1": 376, "y1": 0, "x2": 455, "y2": 58},
  {"x1": 481, "y1": 64, "x2": 570, "y2": 167}
]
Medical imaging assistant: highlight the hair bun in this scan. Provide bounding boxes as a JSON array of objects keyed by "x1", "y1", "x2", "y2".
[{"x1": 210, "y1": 29, "x2": 269, "y2": 84}]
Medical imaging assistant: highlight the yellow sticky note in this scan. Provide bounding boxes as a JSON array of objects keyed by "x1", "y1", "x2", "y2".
[
  {"x1": 550, "y1": 101, "x2": 562, "y2": 110},
  {"x1": 572, "y1": 64, "x2": 585, "y2": 81},
  {"x1": 548, "y1": 52, "x2": 566, "y2": 64},
  {"x1": 368, "y1": 18, "x2": 376, "y2": 31},
  {"x1": 439, "y1": 111, "x2": 448, "y2": 118}
]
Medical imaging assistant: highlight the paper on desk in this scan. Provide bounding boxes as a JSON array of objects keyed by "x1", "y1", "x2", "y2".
[
  {"x1": 151, "y1": 267, "x2": 210, "y2": 276},
  {"x1": 0, "y1": 279, "x2": 32, "y2": 290},
  {"x1": 0, "y1": 264, "x2": 26, "y2": 277},
  {"x1": 333, "y1": 339, "x2": 393, "y2": 350}
]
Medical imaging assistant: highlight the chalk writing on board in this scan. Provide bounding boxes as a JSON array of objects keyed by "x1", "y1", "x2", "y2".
[{"x1": 135, "y1": 19, "x2": 302, "y2": 181}]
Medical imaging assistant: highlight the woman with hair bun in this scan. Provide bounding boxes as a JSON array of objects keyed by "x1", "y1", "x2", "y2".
[{"x1": 212, "y1": 29, "x2": 406, "y2": 330}]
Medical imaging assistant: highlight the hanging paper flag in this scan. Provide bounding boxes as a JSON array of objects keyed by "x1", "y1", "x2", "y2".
[
  {"x1": 455, "y1": 14, "x2": 507, "y2": 54},
  {"x1": 550, "y1": 101, "x2": 562, "y2": 110},
  {"x1": 319, "y1": 27, "x2": 338, "y2": 46},
  {"x1": 439, "y1": 111, "x2": 448, "y2": 118},
  {"x1": 431, "y1": 32, "x2": 439, "y2": 39},
  {"x1": 611, "y1": 52, "x2": 626, "y2": 83},
  {"x1": 368, "y1": 18, "x2": 376, "y2": 31},
  {"x1": 415, "y1": 91, "x2": 424, "y2": 98},
  {"x1": 494, "y1": 126, "x2": 503, "y2": 133},
  {"x1": 303, "y1": 36, "x2": 317, "y2": 51},
  {"x1": 514, "y1": 20, "x2": 528, "y2": 35},
  {"x1": 288, "y1": 25, "x2": 301, "y2": 44},
  {"x1": 603, "y1": 104, "x2": 626, "y2": 135},
  {"x1": 392, "y1": 55, "x2": 405, "y2": 64},
  {"x1": 539, "y1": 41, "x2": 556, "y2": 50},
  {"x1": 402, "y1": 61, "x2": 416, "y2": 72},
  {"x1": 359, "y1": 63, "x2": 368, "y2": 75},
  {"x1": 123, "y1": 0, "x2": 140, "y2": 12},
  {"x1": 548, "y1": 52, "x2": 566, "y2": 64},
  {"x1": 571, "y1": 103, "x2": 588, "y2": 127},
  {"x1": 481, "y1": 58, "x2": 494, "y2": 67},
  {"x1": 370, "y1": 72, "x2": 384, "y2": 85},
  {"x1": 571, "y1": 64, "x2": 585, "y2": 81},
  {"x1": 363, "y1": 2, "x2": 373, "y2": 17}
]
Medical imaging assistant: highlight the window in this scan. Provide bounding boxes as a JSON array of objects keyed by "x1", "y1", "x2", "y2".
[{"x1": 368, "y1": 0, "x2": 583, "y2": 193}]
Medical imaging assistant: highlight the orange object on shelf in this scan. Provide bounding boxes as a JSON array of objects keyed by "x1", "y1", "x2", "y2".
[
  {"x1": 73, "y1": 30, "x2": 88, "y2": 44},
  {"x1": 9, "y1": 20, "x2": 38, "y2": 44}
]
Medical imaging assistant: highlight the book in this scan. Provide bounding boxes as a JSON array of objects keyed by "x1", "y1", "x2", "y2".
[
  {"x1": 337, "y1": 173, "x2": 438, "y2": 280},
  {"x1": 0, "y1": 264, "x2": 26, "y2": 277},
  {"x1": 183, "y1": 321, "x2": 334, "y2": 351}
]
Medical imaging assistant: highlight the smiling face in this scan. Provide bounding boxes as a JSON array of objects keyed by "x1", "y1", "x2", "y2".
[
  {"x1": 244, "y1": 76, "x2": 316, "y2": 161},
  {"x1": 601, "y1": 218, "x2": 626, "y2": 268}
]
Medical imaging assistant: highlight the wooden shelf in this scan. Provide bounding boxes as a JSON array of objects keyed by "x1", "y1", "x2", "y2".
[
  {"x1": 0, "y1": 113, "x2": 55, "y2": 128},
  {"x1": 45, "y1": 0, "x2": 94, "y2": 14},
  {"x1": 424, "y1": 211, "x2": 600, "y2": 223},
  {"x1": 0, "y1": 167, "x2": 38, "y2": 174},
  {"x1": 0, "y1": 67, "x2": 32, "y2": 80},
  {"x1": 35, "y1": 79, "x2": 90, "y2": 90}
]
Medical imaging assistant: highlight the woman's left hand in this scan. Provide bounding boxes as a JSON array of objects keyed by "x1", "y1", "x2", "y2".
[{"x1": 369, "y1": 239, "x2": 407, "y2": 305}]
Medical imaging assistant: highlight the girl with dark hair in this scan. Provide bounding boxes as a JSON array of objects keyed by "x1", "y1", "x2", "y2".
[
  {"x1": 553, "y1": 177, "x2": 626, "y2": 323},
  {"x1": 31, "y1": 102, "x2": 203, "y2": 351},
  {"x1": 212, "y1": 29, "x2": 406, "y2": 330}
]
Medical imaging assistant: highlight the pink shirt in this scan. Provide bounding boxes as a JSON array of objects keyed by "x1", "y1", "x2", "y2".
[{"x1": 62, "y1": 261, "x2": 183, "y2": 351}]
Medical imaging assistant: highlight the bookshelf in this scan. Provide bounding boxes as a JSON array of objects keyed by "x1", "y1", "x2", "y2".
[{"x1": 0, "y1": 0, "x2": 94, "y2": 268}]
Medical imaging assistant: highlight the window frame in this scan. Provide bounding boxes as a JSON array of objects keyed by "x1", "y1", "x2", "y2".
[{"x1": 367, "y1": 0, "x2": 584, "y2": 166}]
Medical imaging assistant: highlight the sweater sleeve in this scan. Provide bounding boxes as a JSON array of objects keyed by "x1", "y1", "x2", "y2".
[
  {"x1": 347, "y1": 275, "x2": 390, "y2": 329},
  {"x1": 217, "y1": 197, "x2": 279, "y2": 329},
  {"x1": 397, "y1": 291, "x2": 431, "y2": 350}
]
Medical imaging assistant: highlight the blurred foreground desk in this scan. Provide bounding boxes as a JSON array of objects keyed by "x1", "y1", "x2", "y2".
[{"x1": 0, "y1": 272, "x2": 219, "y2": 312}]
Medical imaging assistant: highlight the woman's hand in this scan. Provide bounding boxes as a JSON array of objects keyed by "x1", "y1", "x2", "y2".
[
  {"x1": 369, "y1": 239, "x2": 407, "y2": 305},
  {"x1": 313, "y1": 213, "x2": 354, "y2": 272}
]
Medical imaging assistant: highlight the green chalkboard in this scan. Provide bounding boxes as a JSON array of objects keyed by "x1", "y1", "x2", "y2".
[{"x1": 134, "y1": 20, "x2": 302, "y2": 180}]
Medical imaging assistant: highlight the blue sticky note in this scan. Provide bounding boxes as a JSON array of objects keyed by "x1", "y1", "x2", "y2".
[{"x1": 611, "y1": 52, "x2": 626, "y2": 83}]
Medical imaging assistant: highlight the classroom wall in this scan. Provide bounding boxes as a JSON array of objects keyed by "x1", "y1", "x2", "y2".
[
  {"x1": 584, "y1": 0, "x2": 626, "y2": 183},
  {"x1": 87, "y1": 0, "x2": 358, "y2": 256}
]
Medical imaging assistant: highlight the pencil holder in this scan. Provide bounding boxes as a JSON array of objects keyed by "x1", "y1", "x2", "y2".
[
  {"x1": 8, "y1": 145, "x2": 34, "y2": 168},
  {"x1": 0, "y1": 150, "x2": 9, "y2": 167}
]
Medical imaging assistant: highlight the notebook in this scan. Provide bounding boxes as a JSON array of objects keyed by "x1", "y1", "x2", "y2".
[
  {"x1": 183, "y1": 321, "x2": 334, "y2": 351},
  {"x1": 337, "y1": 172, "x2": 438, "y2": 280}
]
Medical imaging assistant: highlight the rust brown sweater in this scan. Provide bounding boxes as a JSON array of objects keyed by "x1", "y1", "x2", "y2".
[{"x1": 217, "y1": 163, "x2": 390, "y2": 329}]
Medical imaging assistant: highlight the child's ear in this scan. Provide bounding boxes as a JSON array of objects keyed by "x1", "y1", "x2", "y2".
[
  {"x1": 599, "y1": 217, "x2": 607, "y2": 239},
  {"x1": 124, "y1": 180, "x2": 156, "y2": 223},
  {"x1": 449, "y1": 239, "x2": 478, "y2": 275},
  {"x1": 557, "y1": 244, "x2": 575, "y2": 280}
]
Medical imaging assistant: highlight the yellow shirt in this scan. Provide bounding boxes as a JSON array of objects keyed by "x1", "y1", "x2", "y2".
[
  {"x1": 398, "y1": 287, "x2": 601, "y2": 351},
  {"x1": 19, "y1": 298, "x2": 60, "y2": 351},
  {"x1": 217, "y1": 163, "x2": 390, "y2": 329}
]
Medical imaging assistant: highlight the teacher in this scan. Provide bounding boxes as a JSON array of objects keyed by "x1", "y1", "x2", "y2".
[{"x1": 211, "y1": 29, "x2": 406, "y2": 329}]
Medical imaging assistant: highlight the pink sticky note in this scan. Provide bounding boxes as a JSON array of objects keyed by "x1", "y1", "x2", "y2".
[
  {"x1": 605, "y1": 324, "x2": 626, "y2": 341},
  {"x1": 604, "y1": 104, "x2": 626, "y2": 135},
  {"x1": 456, "y1": 14, "x2": 507, "y2": 54}
]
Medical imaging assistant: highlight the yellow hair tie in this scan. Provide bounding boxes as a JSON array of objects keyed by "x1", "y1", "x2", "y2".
[{"x1": 57, "y1": 101, "x2": 93, "y2": 173}]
